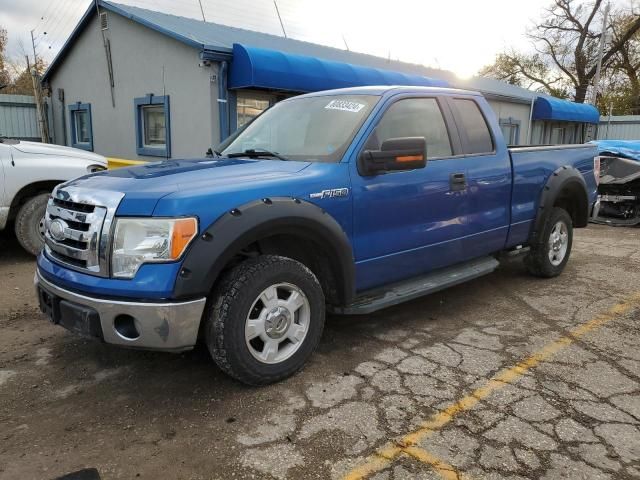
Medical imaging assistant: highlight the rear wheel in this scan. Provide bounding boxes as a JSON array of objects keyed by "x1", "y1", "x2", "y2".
[
  {"x1": 14, "y1": 193, "x2": 49, "y2": 256},
  {"x1": 525, "y1": 207, "x2": 573, "y2": 278},
  {"x1": 205, "y1": 255, "x2": 325, "y2": 385}
]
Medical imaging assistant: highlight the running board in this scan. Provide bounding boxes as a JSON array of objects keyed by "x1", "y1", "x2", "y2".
[{"x1": 333, "y1": 256, "x2": 500, "y2": 315}]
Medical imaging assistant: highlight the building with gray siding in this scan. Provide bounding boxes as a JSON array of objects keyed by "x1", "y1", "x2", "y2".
[
  {"x1": 0, "y1": 94, "x2": 40, "y2": 141},
  {"x1": 597, "y1": 115, "x2": 640, "y2": 140},
  {"x1": 42, "y1": 1, "x2": 600, "y2": 161}
]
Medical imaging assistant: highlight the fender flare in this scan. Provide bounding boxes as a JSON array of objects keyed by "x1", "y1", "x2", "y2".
[
  {"x1": 173, "y1": 197, "x2": 355, "y2": 304},
  {"x1": 530, "y1": 165, "x2": 589, "y2": 243}
]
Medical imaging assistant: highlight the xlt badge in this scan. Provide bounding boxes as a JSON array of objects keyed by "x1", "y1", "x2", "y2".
[{"x1": 309, "y1": 188, "x2": 349, "y2": 200}]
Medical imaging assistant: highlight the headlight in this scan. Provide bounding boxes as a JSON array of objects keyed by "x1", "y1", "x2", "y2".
[
  {"x1": 88, "y1": 164, "x2": 107, "y2": 173},
  {"x1": 111, "y1": 217, "x2": 198, "y2": 278}
]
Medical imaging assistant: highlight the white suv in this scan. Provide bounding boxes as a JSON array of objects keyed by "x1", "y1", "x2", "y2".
[{"x1": 0, "y1": 139, "x2": 107, "y2": 255}]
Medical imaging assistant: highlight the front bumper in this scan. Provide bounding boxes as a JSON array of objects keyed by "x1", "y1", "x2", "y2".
[{"x1": 35, "y1": 269, "x2": 207, "y2": 352}]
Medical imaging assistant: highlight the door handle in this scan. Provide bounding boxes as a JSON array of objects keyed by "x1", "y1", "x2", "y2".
[{"x1": 450, "y1": 172, "x2": 466, "y2": 191}]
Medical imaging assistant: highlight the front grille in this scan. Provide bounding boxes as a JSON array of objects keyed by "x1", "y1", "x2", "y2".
[
  {"x1": 53, "y1": 197, "x2": 95, "y2": 213},
  {"x1": 44, "y1": 186, "x2": 124, "y2": 277},
  {"x1": 44, "y1": 197, "x2": 107, "y2": 273}
]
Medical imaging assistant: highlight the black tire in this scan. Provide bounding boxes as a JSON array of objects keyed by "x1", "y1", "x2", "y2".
[
  {"x1": 14, "y1": 193, "x2": 49, "y2": 256},
  {"x1": 205, "y1": 255, "x2": 325, "y2": 385},
  {"x1": 525, "y1": 207, "x2": 573, "y2": 278}
]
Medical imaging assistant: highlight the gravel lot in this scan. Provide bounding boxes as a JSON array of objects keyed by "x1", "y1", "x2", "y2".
[{"x1": 1, "y1": 224, "x2": 639, "y2": 480}]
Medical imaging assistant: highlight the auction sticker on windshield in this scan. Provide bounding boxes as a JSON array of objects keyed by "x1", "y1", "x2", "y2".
[{"x1": 325, "y1": 99, "x2": 366, "y2": 113}]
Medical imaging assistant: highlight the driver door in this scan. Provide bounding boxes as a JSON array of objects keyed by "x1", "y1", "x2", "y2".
[{"x1": 349, "y1": 95, "x2": 471, "y2": 291}]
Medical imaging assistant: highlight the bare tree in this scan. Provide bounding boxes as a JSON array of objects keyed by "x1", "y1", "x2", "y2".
[{"x1": 481, "y1": 0, "x2": 640, "y2": 105}]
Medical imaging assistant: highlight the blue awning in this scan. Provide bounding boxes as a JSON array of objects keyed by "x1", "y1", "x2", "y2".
[
  {"x1": 532, "y1": 96, "x2": 599, "y2": 123},
  {"x1": 229, "y1": 43, "x2": 448, "y2": 93}
]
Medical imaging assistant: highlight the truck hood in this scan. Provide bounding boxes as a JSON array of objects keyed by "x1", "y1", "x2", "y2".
[
  {"x1": 63, "y1": 157, "x2": 312, "y2": 215},
  {"x1": 12, "y1": 141, "x2": 107, "y2": 165}
]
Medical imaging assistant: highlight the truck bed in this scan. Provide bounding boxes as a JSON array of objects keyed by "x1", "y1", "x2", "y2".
[{"x1": 506, "y1": 143, "x2": 599, "y2": 248}]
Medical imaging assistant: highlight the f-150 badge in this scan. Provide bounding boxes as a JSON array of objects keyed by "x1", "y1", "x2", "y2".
[{"x1": 309, "y1": 188, "x2": 349, "y2": 199}]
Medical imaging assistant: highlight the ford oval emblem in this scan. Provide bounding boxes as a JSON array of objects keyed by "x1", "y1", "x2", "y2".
[{"x1": 49, "y1": 218, "x2": 68, "y2": 241}]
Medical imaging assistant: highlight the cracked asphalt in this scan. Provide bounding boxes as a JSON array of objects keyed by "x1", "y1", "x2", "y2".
[{"x1": 1, "y1": 224, "x2": 639, "y2": 480}]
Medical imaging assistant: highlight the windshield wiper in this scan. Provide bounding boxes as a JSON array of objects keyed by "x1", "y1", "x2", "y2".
[
  {"x1": 226, "y1": 149, "x2": 289, "y2": 161},
  {"x1": 205, "y1": 148, "x2": 222, "y2": 158}
]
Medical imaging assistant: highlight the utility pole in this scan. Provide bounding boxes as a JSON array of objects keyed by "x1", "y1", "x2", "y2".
[
  {"x1": 273, "y1": 0, "x2": 287, "y2": 38},
  {"x1": 585, "y1": 2, "x2": 610, "y2": 142},
  {"x1": 591, "y1": 2, "x2": 611, "y2": 105},
  {"x1": 29, "y1": 31, "x2": 49, "y2": 143}
]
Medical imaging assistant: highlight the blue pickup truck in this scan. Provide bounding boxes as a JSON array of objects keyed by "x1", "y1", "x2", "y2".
[{"x1": 35, "y1": 86, "x2": 598, "y2": 385}]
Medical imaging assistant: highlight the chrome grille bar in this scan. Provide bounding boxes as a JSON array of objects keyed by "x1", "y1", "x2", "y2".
[
  {"x1": 46, "y1": 204, "x2": 102, "y2": 224},
  {"x1": 45, "y1": 237, "x2": 91, "y2": 260},
  {"x1": 43, "y1": 184, "x2": 124, "y2": 277}
]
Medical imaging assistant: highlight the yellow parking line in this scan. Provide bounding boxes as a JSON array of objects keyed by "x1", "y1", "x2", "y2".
[
  {"x1": 343, "y1": 292, "x2": 640, "y2": 480},
  {"x1": 403, "y1": 446, "x2": 465, "y2": 480}
]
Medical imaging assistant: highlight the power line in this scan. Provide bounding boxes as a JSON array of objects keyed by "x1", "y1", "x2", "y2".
[
  {"x1": 35, "y1": 0, "x2": 79, "y2": 38},
  {"x1": 273, "y1": 0, "x2": 287, "y2": 38},
  {"x1": 197, "y1": 0, "x2": 206, "y2": 21},
  {"x1": 32, "y1": 0, "x2": 60, "y2": 31},
  {"x1": 39, "y1": 0, "x2": 87, "y2": 53}
]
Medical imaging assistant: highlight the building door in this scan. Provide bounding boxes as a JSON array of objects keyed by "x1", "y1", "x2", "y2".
[{"x1": 499, "y1": 117, "x2": 521, "y2": 145}]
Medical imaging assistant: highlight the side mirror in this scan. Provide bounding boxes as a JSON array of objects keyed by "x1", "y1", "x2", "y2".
[{"x1": 359, "y1": 137, "x2": 427, "y2": 176}]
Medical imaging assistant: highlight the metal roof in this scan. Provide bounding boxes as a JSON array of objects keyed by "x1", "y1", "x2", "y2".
[
  {"x1": 42, "y1": 1, "x2": 535, "y2": 102},
  {"x1": 42, "y1": 0, "x2": 595, "y2": 116}
]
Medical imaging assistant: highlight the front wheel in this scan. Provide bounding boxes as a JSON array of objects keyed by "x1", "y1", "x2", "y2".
[
  {"x1": 205, "y1": 255, "x2": 325, "y2": 385},
  {"x1": 525, "y1": 207, "x2": 573, "y2": 278},
  {"x1": 15, "y1": 193, "x2": 49, "y2": 256}
]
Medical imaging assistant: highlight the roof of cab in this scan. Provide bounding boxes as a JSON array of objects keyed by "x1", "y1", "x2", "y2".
[{"x1": 293, "y1": 85, "x2": 482, "y2": 98}]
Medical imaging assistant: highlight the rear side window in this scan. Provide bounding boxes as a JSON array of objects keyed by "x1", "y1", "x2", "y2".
[
  {"x1": 452, "y1": 99, "x2": 494, "y2": 154},
  {"x1": 365, "y1": 98, "x2": 452, "y2": 158}
]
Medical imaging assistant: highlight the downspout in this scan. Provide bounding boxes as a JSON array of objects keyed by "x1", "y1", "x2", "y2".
[
  {"x1": 217, "y1": 60, "x2": 229, "y2": 142},
  {"x1": 58, "y1": 87, "x2": 67, "y2": 146},
  {"x1": 526, "y1": 96, "x2": 535, "y2": 145}
]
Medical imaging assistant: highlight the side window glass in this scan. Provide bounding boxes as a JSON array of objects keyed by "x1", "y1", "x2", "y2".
[
  {"x1": 365, "y1": 98, "x2": 452, "y2": 158},
  {"x1": 452, "y1": 99, "x2": 494, "y2": 154}
]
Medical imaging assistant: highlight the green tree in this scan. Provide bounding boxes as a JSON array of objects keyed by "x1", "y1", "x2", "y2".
[
  {"x1": 3, "y1": 57, "x2": 47, "y2": 95},
  {"x1": 607, "y1": 12, "x2": 640, "y2": 114}
]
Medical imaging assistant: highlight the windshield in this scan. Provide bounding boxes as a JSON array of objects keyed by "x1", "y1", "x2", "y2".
[{"x1": 220, "y1": 94, "x2": 379, "y2": 162}]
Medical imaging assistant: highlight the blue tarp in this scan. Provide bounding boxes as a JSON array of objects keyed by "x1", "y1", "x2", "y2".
[
  {"x1": 532, "y1": 96, "x2": 600, "y2": 123},
  {"x1": 591, "y1": 140, "x2": 640, "y2": 162},
  {"x1": 229, "y1": 44, "x2": 448, "y2": 93}
]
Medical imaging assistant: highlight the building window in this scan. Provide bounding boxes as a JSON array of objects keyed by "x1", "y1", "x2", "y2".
[
  {"x1": 236, "y1": 93, "x2": 270, "y2": 128},
  {"x1": 134, "y1": 94, "x2": 170, "y2": 157},
  {"x1": 499, "y1": 117, "x2": 521, "y2": 145},
  {"x1": 69, "y1": 102, "x2": 93, "y2": 151}
]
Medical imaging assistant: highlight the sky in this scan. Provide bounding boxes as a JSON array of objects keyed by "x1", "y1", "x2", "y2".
[{"x1": 1, "y1": 0, "x2": 557, "y2": 78}]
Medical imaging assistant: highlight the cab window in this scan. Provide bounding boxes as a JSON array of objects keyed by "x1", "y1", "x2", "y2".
[
  {"x1": 364, "y1": 98, "x2": 452, "y2": 159},
  {"x1": 452, "y1": 99, "x2": 494, "y2": 154}
]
